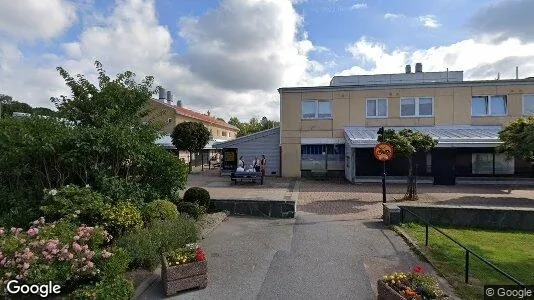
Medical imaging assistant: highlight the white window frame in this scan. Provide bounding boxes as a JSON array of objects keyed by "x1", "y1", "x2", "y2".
[
  {"x1": 471, "y1": 95, "x2": 508, "y2": 117},
  {"x1": 301, "y1": 100, "x2": 333, "y2": 119},
  {"x1": 522, "y1": 94, "x2": 534, "y2": 115},
  {"x1": 399, "y1": 97, "x2": 434, "y2": 117},
  {"x1": 366, "y1": 98, "x2": 388, "y2": 118}
]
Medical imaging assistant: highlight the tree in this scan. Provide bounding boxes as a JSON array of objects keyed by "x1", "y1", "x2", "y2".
[
  {"x1": 228, "y1": 116, "x2": 280, "y2": 137},
  {"x1": 377, "y1": 128, "x2": 437, "y2": 201},
  {"x1": 498, "y1": 116, "x2": 534, "y2": 163},
  {"x1": 171, "y1": 121, "x2": 211, "y2": 173}
]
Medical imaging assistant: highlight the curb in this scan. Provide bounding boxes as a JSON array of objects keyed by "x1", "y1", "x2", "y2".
[
  {"x1": 197, "y1": 211, "x2": 230, "y2": 240},
  {"x1": 391, "y1": 226, "x2": 460, "y2": 300},
  {"x1": 133, "y1": 273, "x2": 159, "y2": 299}
]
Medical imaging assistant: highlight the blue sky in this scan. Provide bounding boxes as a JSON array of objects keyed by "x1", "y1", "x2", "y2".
[{"x1": 1, "y1": 0, "x2": 534, "y2": 121}]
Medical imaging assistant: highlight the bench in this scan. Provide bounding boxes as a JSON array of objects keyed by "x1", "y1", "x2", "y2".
[{"x1": 230, "y1": 171, "x2": 264, "y2": 185}]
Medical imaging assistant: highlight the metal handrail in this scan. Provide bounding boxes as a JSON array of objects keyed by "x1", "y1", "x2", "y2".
[{"x1": 400, "y1": 207, "x2": 526, "y2": 287}]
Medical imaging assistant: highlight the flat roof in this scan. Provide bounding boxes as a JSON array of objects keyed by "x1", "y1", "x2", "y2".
[{"x1": 278, "y1": 78, "x2": 534, "y2": 93}]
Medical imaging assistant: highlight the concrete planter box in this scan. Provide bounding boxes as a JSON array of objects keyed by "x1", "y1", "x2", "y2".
[
  {"x1": 377, "y1": 280, "x2": 406, "y2": 300},
  {"x1": 161, "y1": 255, "x2": 207, "y2": 296}
]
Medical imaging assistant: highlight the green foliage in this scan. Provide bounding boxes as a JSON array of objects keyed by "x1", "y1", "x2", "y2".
[
  {"x1": 0, "y1": 62, "x2": 189, "y2": 227},
  {"x1": 183, "y1": 187, "x2": 211, "y2": 208},
  {"x1": 229, "y1": 116, "x2": 279, "y2": 137},
  {"x1": 96, "y1": 247, "x2": 131, "y2": 280},
  {"x1": 102, "y1": 202, "x2": 143, "y2": 237},
  {"x1": 498, "y1": 116, "x2": 534, "y2": 162},
  {"x1": 0, "y1": 93, "x2": 57, "y2": 118},
  {"x1": 176, "y1": 201, "x2": 206, "y2": 220},
  {"x1": 41, "y1": 185, "x2": 107, "y2": 225},
  {"x1": 378, "y1": 129, "x2": 437, "y2": 159},
  {"x1": 171, "y1": 121, "x2": 211, "y2": 172},
  {"x1": 142, "y1": 199, "x2": 179, "y2": 225},
  {"x1": 70, "y1": 277, "x2": 134, "y2": 300},
  {"x1": 116, "y1": 216, "x2": 197, "y2": 270}
]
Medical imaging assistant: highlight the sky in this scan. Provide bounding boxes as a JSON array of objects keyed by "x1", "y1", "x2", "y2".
[{"x1": 1, "y1": 0, "x2": 534, "y2": 121}]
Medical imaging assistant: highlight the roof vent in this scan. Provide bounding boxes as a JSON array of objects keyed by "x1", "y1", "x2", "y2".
[
  {"x1": 166, "y1": 91, "x2": 173, "y2": 103},
  {"x1": 158, "y1": 87, "x2": 166, "y2": 101},
  {"x1": 176, "y1": 100, "x2": 182, "y2": 107},
  {"x1": 415, "y1": 63, "x2": 423, "y2": 73},
  {"x1": 405, "y1": 64, "x2": 411, "y2": 74}
]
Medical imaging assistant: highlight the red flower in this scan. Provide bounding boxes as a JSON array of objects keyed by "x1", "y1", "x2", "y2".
[
  {"x1": 412, "y1": 265, "x2": 424, "y2": 274},
  {"x1": 195, "y1": 248, "x2": 206, "y2": 261}
]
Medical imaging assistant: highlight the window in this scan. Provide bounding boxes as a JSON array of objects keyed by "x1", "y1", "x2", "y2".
[
  {"x1": 366, "y1": 98, "x2": 388, "y2": 117},
  {"x1": 222, "y1": 131, "x2": 227, "y2": 137},
  {"x1": 400, "y1": 97, "x2": 433, "y2": 117},
  {"x1": 471, "y1": 95, "x2": 507, "y2": 116},
  {"x1": 523, "y1": 95, "x2": 534, "y2": 115},
  {"x1": 472, "y1": 153, "x2": 514, "y2": 175},
  {"x1": 301, "y1": 100, "x2": 332, "y2": 119}
]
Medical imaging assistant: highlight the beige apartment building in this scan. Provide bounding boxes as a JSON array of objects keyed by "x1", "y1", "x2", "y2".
[
  {"x1": 147, "y1": 89, "x2": 238, "y2": 162},
  {"x1": 279, "y1": 63, "x2": 534, "y2": 184}
]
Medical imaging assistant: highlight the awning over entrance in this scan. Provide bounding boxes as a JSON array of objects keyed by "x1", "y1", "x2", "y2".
[
  {"x1": 344, "y1": 126, "x2": 503, "y2": 148},
  {"x1": 155, "y1": 135, "x2": 225, "y2": 150}
]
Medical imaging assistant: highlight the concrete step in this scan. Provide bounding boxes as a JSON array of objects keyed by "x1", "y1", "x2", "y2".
[{"x1": 210, "y1": 199, "x2": 295, "y2": 218}]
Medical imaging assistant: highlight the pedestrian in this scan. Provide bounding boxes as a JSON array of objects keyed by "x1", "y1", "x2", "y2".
[
  {"x1": 253, "y1": 156, "x2": 261, "y2": 172},
  {"x1": 238, "y1": 156, "x2": 245, "y2": 170},
  {"x1": 260, "y1": 155, "x2": 267, "y2": 177}
]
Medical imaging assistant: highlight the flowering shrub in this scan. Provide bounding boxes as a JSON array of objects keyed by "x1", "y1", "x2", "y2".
[
  {"x1": 41, "y1": 185, "x2": 107, "y2": 226},
  {"x1": 382, "y1": 265, "x2": 447, "y2": 299},
  {"x1": 164, "y1": 243, "x2": 206, "y2": 267},
  {"x1": 141, "y1": 200, "x2": 178, "y2": 225},
  {"x1": 102, "y1": 201, "x2": 143, "y2": 237},
  {"x1": 0, "y1": 217, "x2": 131, "y2": 297}
]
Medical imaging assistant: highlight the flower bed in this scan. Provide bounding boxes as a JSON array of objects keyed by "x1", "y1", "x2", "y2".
[
  {"x1": 377, "y1": 265, "x2": 448, "y2": 300},
  {"x1": 161, "y1": 243, "x2": 207, "y2": 296}
]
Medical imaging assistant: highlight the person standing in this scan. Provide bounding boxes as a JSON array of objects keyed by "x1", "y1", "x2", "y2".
[
  {"x1": 238, "y1": 156, "x2": 245, "y2": 170},
  {"x1": 260, "y1": 155, "x2": 267, "y2": 177},
  {"x1": 253, "y1": 156, "x2": 261, "y2": 172}
]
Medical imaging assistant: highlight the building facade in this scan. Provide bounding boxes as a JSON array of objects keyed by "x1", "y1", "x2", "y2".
[
  {"x1": 146, "y1": 91, "x2": 238, "y2": 163},
  {"x1": 279, "y1": 65, "x2": 534, "y2": 184}
]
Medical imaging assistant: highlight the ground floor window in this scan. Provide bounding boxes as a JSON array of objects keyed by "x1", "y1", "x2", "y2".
[
  {"x1": 471, "y1": 153, "x2": 514, "y2": 175},
  {"x1": 301, "y1": 144, "x2": 345, "y2": 172}
]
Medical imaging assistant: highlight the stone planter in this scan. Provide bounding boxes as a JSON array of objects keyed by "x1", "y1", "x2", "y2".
[
  {"x1": 377, "y1": 279, "x2": 406, "y2": 300},
  {"x1": 161, "y1": 255, "x2": 207, "y2": 296}
]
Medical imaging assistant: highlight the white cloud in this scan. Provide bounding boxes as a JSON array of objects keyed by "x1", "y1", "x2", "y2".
[
  {"x1": 384, "y1": 13, "x2": 404, "y2": 20},
  {"x1": 417, "y1": 15, "x2": 441, "y2": 29},
  {"x1": 0, "y1": 0, "x2": 77, "y2": 40},
  {"x1": 350, "y1": 3, "x2": 367, "y2": 10},
  {"x1": 342, "y1": 37, "x2": 534, "y2": 80}
]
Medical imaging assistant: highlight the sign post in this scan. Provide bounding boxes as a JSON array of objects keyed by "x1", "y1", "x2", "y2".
[{"x1": 374, "y1": 142, "x2": 394, "y2": 203}]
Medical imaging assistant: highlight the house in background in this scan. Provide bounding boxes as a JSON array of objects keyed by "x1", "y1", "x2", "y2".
[
  {"x1": 146, "y1": 88, "x2": 238, "y2": 164},
  {"x1": 279, "y1": 63, "x2": 534, "y2": 184}
]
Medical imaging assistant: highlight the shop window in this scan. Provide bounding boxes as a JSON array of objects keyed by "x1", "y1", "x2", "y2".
[{"x1": 472, "y1": 153, "x2": 514, "y2": 175}]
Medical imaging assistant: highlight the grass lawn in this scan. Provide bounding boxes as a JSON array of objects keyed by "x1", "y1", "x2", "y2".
[{"x1": 398, "y1": 223, "x2": 534, "y2": 300}]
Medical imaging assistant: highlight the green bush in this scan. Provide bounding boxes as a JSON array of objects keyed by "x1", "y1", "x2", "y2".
[
  {"x1": 183, "y1": 187, "x2": 211, "y2": 208},
  {"x1": 102, "y1": 202, "x2": 143, "y2": 237},
  {"x1": 116, "y1": 216, "x2": 197, "y2": 270},
  {"x1": 176, "y1": 201, "x2": 206, "y2": 220},
  {"x1": 71, "y1": 277, "x2": 134, "y2": 300},
  {"x1": 142, "y1": 199, "x2": 178, "y2": 225},
  {"x1": 96, "y1": 247, "x2": 131, "y2": 280},
  {"x1": 41, "y1": 185, "x2": 107, "y2": 225}
]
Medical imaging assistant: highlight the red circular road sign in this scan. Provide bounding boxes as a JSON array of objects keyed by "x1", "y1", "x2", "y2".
[{"x1": 374, "y1": 143, "x2": 394, "y2": 161}]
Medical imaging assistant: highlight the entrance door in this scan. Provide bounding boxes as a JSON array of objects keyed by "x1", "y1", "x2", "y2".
[{"x1": 432, "y1": 149, "x2": 456, "y2": 185}]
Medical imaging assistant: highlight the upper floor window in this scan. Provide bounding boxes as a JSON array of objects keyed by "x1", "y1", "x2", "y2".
[
  {"x1": 366, "y1": 98, "x2": 388, "y2": 118},
  {"x1": 302, "y1": 100, "x2": 332, "y2": 119},
  {"x1": 222, "y1": 131, "x2": 227, "y2": 137},
  {"x1": 523, "y1": 95, "x2": 534, "y2": 115},
  {"x1": 400, "y1": 97, "x2": 433, "y2": 117},
  {"x1": 471, "y1": 95, "x2": 507, "y2": 116}
]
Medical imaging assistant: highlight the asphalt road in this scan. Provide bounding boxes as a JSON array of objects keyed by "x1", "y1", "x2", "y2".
[{"x1": 137, "y1": 212, "x2": 429, "y2": 300}]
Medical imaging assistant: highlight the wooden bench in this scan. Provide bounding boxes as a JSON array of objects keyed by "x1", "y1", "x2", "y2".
[{"x1": 230, "y1": 171, "x2": 264, "y2": 185}]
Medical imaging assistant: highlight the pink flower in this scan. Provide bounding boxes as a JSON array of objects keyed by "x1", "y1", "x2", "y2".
[
  {"x1": 45, "y1": 241, "x2": 57, "y2": 252},
  {"x1": 21, "y1": 251, "x2": 33, "y2": 261},
  {"x1": 101, "y1": 250, "x2": 113, "y2": 258},
  {"x1": 27, "y1": 228, "x2": 39, "y2": 237},
  {"x1": 22, "y1": 263, "x2": 29, "y2": 270},
  {"x1": 84, "y1": 250, "x2": 94, "y2": 260},
  {"x1": 73, "y1": 235, "x2": 80, "y2": 241},
  {"x1": 0, "y1": 228, "x2": 4, "y2": 235},
  {"x1": 72, "y1": 243, "x2": 83, "y2": 253},
  {"x1": 86, "y1": 261, "x2": 94, "y2": 269},
  {"x1": 68, "y1": 253, "x2": 74, "y2": 260}
]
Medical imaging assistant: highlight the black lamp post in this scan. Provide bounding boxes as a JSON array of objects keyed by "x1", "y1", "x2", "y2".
[{"x1": 377, "y1": 127, "x2": 386, "y2": 203}]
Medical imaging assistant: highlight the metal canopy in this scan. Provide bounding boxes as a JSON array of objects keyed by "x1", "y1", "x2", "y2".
[{"x1": 344, "y1": 126, "x2": 503, "y2": 148}]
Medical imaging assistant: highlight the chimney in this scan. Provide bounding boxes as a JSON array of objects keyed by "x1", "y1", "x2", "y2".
[
  {"x1": 158, "y1": 87, "x2": 166, "y2": 102},
  {"x1": 415, "y1": 63, "x2": 423, "y2": 73},
  {"x1": 207, "y1": 110, "x2": 211, "y2": 116},
  {"x1": 405, "y1": 64, "x2": 411, "y2": 74},
  {"x1": 516, "y1": 66, "x2": 519, "y2": 79},
  {"x1": 166, "y1": 91, "x2": 173, "y2": 105},
  {"x1": 176, "y1": 100, "x2": 182, "y2": 107}
]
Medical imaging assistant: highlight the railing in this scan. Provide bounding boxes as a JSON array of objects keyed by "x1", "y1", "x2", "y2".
[{"x1": 400, "y1": 207, "x2": 525, "y2": 287}]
